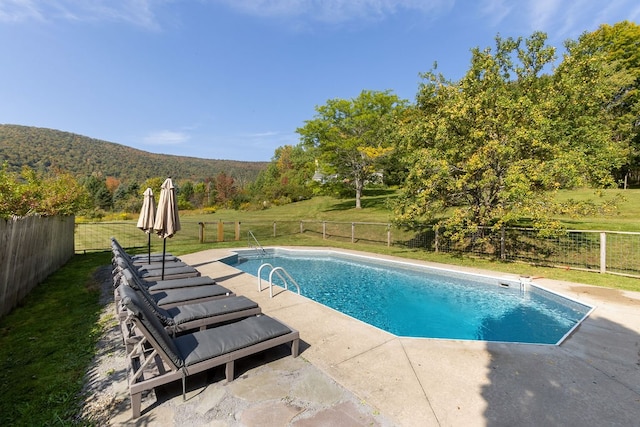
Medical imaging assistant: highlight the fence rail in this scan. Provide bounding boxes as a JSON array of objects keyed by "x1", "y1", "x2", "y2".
[{"x1": 75, "y1": 219, "x2": 640, "y2": 278}]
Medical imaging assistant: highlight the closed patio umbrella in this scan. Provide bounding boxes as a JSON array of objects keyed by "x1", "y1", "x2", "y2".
[
  {"x1": 153, "y1": 178, "x2": 181, "y2": 279},
  {"x1": 136, "y1": 187, "x2": 156, "y2": 264}
]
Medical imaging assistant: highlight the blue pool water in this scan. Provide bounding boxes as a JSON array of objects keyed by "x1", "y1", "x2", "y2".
[{"x1": 228, "y1": 249, "x2": 592, "y2": 344}]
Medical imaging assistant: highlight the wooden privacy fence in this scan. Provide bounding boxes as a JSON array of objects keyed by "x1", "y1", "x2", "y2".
[{"x1": 0, "y1": 215, "x2": 75, "y2": 318}]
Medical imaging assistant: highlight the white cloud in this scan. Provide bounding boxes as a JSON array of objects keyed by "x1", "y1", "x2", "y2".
[
  {"x1": 0, "y1": 0, "x2": 44, "y2": 22},
  {"x1": 143, "y1": 130, "x2": 190, "y2": 145},
  {"x1": 526, "y1": 0, "x2": 560, "y2": 32},
  {"x1": 477, "y1": 0, "x2": 638, "y2": 42},
  {"x1": 213, "y1": 0, "x2": 454, "y2": 24},
  {"x1": 478, "y1": 0, "x2": 514, "y2": 27},
  {"x1": 0, "y1": 0, "x2": 162, "y2": 29}
]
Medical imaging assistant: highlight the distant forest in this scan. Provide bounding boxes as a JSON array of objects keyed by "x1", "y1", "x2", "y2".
[{"x1": 0, "y1": 124, "x2": 267, "y2": 184}]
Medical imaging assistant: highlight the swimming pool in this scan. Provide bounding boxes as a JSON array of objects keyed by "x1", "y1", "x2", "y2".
[{"x1": 226, "y1": 248, "x2": 593, "y2": 345}]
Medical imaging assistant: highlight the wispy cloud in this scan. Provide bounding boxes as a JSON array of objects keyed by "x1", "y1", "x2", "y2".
[
  {"x1": 526, "y1": 0, "x2": 560, "y2": 33},
  {"x1": 0, "y1": 0, "x2": 454, "y2": 28},
  {"x1": 478, "y1": 0, "x2": 514, "y2": 27},
  {"x1": 478, "y1": 0, "x2": 638, "y2": 41},
  {"x1": 143, "y1": 130, "x2": 190, "y2": 145},
  {"x1": 0, "y1": 0, "x2": 161, "y2": 29},
  {"x1": 213, "y1": 0, "x2": 454, "y2": 24}
]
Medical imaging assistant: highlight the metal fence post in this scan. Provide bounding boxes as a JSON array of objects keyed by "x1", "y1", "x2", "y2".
[
  {"x1": 435, "y1": 228, "x2": 439, "y2": 253},
  {"x1": 600, "y1": 232, "x2": 607, "y2": 274}
]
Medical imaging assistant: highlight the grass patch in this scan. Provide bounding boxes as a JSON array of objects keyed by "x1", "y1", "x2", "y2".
[{"x1": 0, "y1": 252, "x2": 110, "y2": 426}]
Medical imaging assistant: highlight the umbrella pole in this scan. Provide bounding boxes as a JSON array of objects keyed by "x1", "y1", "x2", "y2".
[
  {"x1": 162, "y1": 238, "x2": 167, "y2": 280},
  {"x1": 148, "y1": 233, "x2": 151, "y2": 264}
]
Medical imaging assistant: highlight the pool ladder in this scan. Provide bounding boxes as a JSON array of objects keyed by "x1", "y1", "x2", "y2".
[
  {"x1": 257, "y1": 263, "x2": 300, "y2": 298},
  {"x1": 247, "y1": 230, "x2": 267, "y2": 257}
]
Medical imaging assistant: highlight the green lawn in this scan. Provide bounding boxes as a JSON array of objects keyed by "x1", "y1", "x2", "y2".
[
  {"x1": 0, "y1": 252, "x2": 110, "y2": 426},
  {"x1": 552, "y1": 188, "x2": 640, "y2": 231}
]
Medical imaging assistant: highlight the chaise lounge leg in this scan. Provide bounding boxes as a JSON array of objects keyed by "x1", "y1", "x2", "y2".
[
  {"x1": 131, "y1": 392, "x2": 142, "y2": 419},
  {"x1": 225, "y1": 360, "x2": 235, "y2": 382},
  {"x1": 292, "y1": 339, "x2": 299, "y2": 358}
]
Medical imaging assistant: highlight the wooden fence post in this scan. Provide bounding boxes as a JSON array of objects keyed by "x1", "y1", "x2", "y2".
[
  {"x1": 387, "y1": 224, "x2": 391, "y2": 247},
  {"x1": 217, "y1": 220, "x2": 224, "y2": 242},
  {"x1": 235, "y1": 221, "x2": 240, "y2": 241},
  {"x1": 198, "y1": 222, "x2": 205, "y2": 243},
  {"x1": 351, "y1": 223, "x2": 355, "y2": 243}
]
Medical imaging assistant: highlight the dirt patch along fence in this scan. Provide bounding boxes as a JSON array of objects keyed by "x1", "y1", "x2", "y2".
[{"x1": 0, "y1": 215, "x2": 75, "y2": 318}]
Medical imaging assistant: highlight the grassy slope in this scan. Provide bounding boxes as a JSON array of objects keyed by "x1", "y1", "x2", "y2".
[{"x1": 183, "y1": 187, "x2": 640, "y2": 230}]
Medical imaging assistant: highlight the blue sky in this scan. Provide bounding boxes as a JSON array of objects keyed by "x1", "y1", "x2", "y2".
[{"x1": 1, "y1": 1, "x2": 638, "y2": 162}]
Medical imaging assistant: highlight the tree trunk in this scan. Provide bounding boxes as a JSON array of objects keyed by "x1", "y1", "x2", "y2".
[{"x1": 355, "y1": 178, "x2": 363, "y2": 209}]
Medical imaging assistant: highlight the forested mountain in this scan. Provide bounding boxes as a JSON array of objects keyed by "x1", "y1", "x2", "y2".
[{"x1": 0, "y1": 124, "x2": 267, "y2": 184}]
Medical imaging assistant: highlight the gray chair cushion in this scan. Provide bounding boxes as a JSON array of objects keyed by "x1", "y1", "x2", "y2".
[
  {"x1": 175, "y1": 315, "x2": 292, "y2": 367},
  {"x1": 166, "y1": 296, "x2": 259, "y2": 325}
]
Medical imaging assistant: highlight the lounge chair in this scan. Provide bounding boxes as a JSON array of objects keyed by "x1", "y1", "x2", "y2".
[
  {"x1": 113, "y1": 262, "x2": 216, "y2": 293},
  {"x1": 111, "y1": 246, "x2": 185, "y2": 269},
  {"x1": 116, "y1": 283, "x2": 261, "y2": 335},
  {"x1": 110, "y1": 244, "x2": 188, "y2": 269},
  {"x1": 111, "y1": 237, "x2": 179, "y2": 264},
  {"x1": 120, "y1": 291, "x2": 299, "y2": 418},
  {"x1": 116, "y1": 271, "x2": 234, "y2": 309},
  {"x1": 112, "y1": 254, "x2": 201, "y2": 281}
]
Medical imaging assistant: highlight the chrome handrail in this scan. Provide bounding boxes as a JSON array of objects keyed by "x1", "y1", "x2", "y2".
[
  {"x1": 247, "y1": 230, "x2": 267, "y2": 257},
  {"x1": 257, "y1": 263, "x2": 300, "y2": 298}
]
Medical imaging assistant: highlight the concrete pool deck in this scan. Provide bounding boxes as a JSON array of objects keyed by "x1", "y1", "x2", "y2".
[{"x1": 102, "y1": 247, "x2": 640, "y2": 426}]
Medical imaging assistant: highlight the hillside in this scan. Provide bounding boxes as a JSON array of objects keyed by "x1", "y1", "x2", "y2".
[{"x1": 0, "y1": 124, "x2": 267, "y2": 183}]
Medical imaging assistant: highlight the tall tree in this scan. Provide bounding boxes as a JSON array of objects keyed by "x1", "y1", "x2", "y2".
[
  {"x1": 83, "y1": 175, "x2": 112, "y2": 211},
  {"x1": 395, "y1": 32, "x2": 629, "y2": 241},
  {"x1": 250, "y1": 145, "x2": 315, "y2": 204},
  {"x1": 297, "y1": 90, "x2": 407, "y2": 208},
  {"x1": 560, "y1": 21, "x2": 640, "y2": 187},
  {"x1": 214, "y1": 172, "x2": 237, "y2": 206}
]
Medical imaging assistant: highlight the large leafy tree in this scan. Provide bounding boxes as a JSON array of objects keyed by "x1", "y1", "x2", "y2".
[
  {"x1": 395, "y1": 31, "x2": 630, "y2": 240},
  {"x1": 297, "y1": 90, "x2": 408, "y2": 208},
  {"x1": 250, "y1": 144, "x2": 315, "y2": 205},
  {"x1": 560, "y1": 21, "x2": 640, "y2": 187}
]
